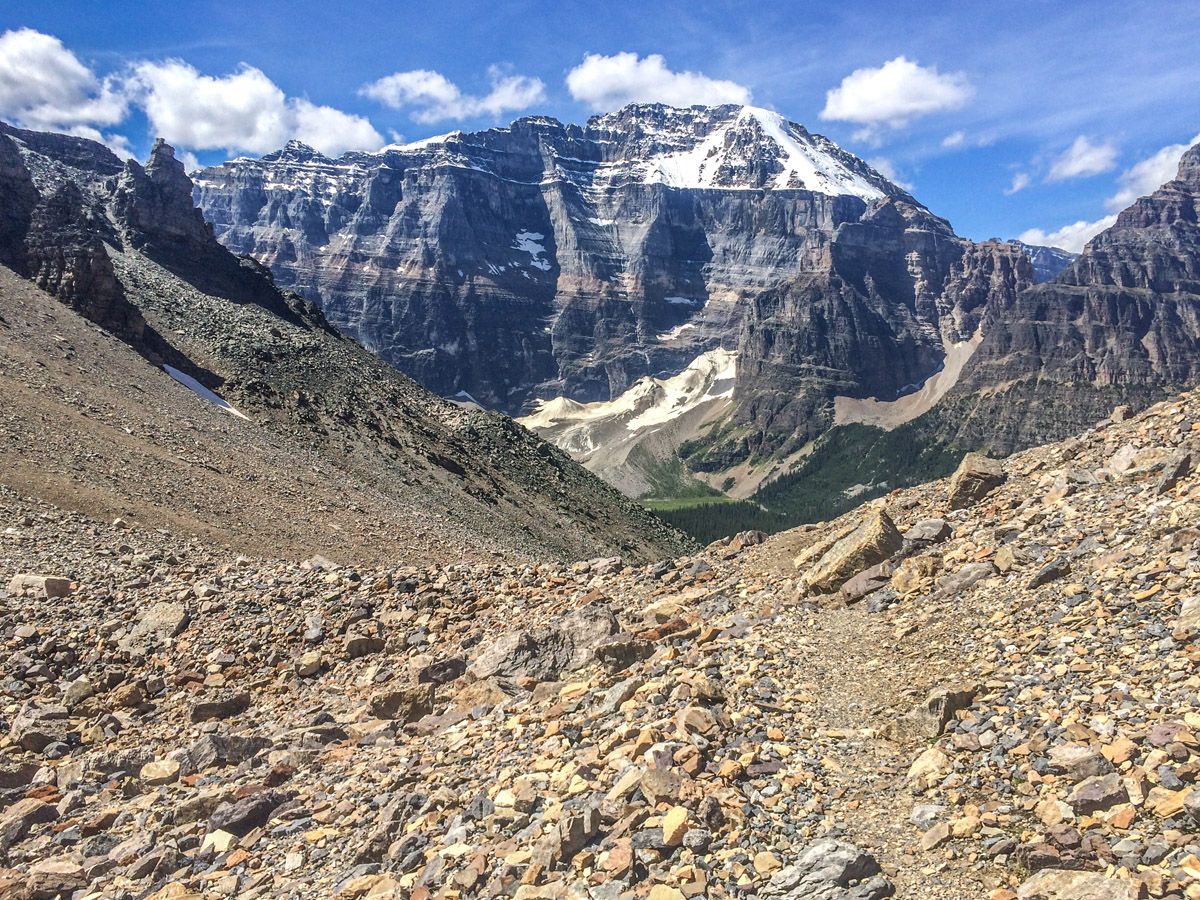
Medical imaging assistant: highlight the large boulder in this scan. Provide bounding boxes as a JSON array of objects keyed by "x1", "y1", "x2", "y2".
[
  {"x1": 947, "y1": 453, "x2": 1006, "y2": 509},
  {"x1": 901, "y1": 684, "x2": 977, "y2": 738},
  {"x1": 118, "y1": 601, "x2": 190, "y2": 655},
  {"x1": 368, "y1": 683, "x2": 434, "y2": 722},
  {"x1": 760, "y1": 840, "x2": 894, "y2": 899},
  {"x1": 469, "y1": 602, "x2": 619, "y2": 683},
  {"x1": 5, "y1": 574, "x2": 72, "y2": 598},
  {"x1": 798, "y1": 508, "x2": 902, "y2": 595}
]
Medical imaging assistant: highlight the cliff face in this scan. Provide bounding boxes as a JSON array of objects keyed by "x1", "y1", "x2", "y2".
[
  {"x1": 191, "y1": 105, "x2": 972, "y2": 418},
  {"x1": 193, "y1": 104, "x2": 1040, "y2": 475},
  {"x1": 192, "y1": 102, "x2": 1200, "y2": 496},
  {"x1": 947, "y1": 144, "x2": 1200, "y2": 453}
]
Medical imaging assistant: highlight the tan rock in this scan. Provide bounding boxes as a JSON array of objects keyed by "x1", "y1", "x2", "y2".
[
  {"x1": 800, "y1": 507, "x2": 903, "y2": 593},
  {"x1": 948, "y1": 453, "x2": 1006, "y2": 509},
  {"x1": 5, "y1": 574, "x2": 72, "y2": 598},
  {"x1": 140, "y1": 758, "x2": 181, "y2": 786},
  {"x1": 752, "y1": 849, "x2": 782, "y2": 873},
  {"x1": 1016, "y1": 868, "x2": 1138, "y2": 899},
  {"x1": 662, "y1": 806, "x2": 689, "y2": 846}
]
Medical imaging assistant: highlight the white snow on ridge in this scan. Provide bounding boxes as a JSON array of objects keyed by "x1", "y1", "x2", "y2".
[
  {"x1": 379, "y1": 131, "x2": 462, "y2": 153},
  {"x1": 641, "y1": 106, "x2": 885, "y2": 201},
  {"x1": 656, "y1": 322, "x2": 697, "y2": 341},
  {"x1": 163, "y1": 365, "x2": 249, "y2": 420}
]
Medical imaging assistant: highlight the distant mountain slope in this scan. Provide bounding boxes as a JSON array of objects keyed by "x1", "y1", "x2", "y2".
[
  {"x1": 0, "y1": 123, "x2": 691, "y2": 564},
  {"x1": 1009, "y1": 240, "x2": 1076, "y2": 282},
  {"x1": 193, "y1": 103, "x2": 1033, "y2": 494}
]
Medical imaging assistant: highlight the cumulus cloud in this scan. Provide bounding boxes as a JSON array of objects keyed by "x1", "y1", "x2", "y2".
[
  {"x1": 1106, "y1": 133, "x2": 1200, "y2": 210},
  {"x1": 130, "y1": 60, "x2": 383, "y2": 156},
  {"x1": 1005, "y1": 172, "x2": 1031, "y2": 195},
  {"x1": 820, "y1": 56, "x2": 972, "y2": 137},
  {"x1": 565, "y1": 52, "x2": 751, "y2": 111},
  {"x1": 941, "y1": 130, "x2": 966, "y2": 148},
  {"x1": 1018, "y1": 215, "x2": 1117, "y2": 253},
  {"x1": 0, "y1": 27, "x2": 130, "y2": 150},
  {"x1": 1046, "y1": 136, "x2": 1118, "y2": 181},
  {"x1": 361, "y1": 66, "x2": 545, "y2": 124}
]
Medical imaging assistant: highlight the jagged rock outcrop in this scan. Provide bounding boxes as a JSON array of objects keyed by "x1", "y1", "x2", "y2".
[
  {"x1": 0, "y1": 125, "x2": 149, "y2": 343},
  {"x1": 946, "y1": 143, "x2": 1200, "y2": 454},
  {"x1": 113, "y1": 138, "x2": 213, "y2": 252}
]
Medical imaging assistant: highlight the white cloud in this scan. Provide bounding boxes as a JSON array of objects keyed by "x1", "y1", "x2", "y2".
[
  {"x1": 1005, "y1": 172, "x2": 1031, "y2": 195},
  {"x1": 361, "y1": 66, "x2": 545, "y2": 124},
  {"x1": 1046, "y1": 136, "x2": 1118, "y2": 181},
  {"x1": 130, "y1": 60, "x2": 383, "y2": 156},
  {"x1": 867, "y1": 156, "x2": 913, "y2": 191},
  {"x1": 565, "y1": 52, "x2": 751, "y2": 111},
  {"x1": 1106, "y1": 133, "x2": 1200, "y2": 210},
  {"x1": 941, "y1": 130, "x2": 966, "y2": 148},
  {"x1": 819, "y1": 56, "x2": 972, "y2": 136},
  {"x1": 0, "y1": 28, "x2": 129, "y2": 144},
  {"x1": 1018, "y1": 215, "x2": 1117, "y2": 253}
]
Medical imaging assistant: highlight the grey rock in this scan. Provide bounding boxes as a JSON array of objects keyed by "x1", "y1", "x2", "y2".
[
  {"x1": 760, "y1": 839, "x2": 894, "y2": 899},
  {"x1": 469, "y1": 603, "x2": 619, "y2": 682}
]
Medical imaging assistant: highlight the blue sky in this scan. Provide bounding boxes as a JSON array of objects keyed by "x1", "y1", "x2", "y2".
[{"x1": 1, "y1": 0, "x2": 1198, "y2": 249}]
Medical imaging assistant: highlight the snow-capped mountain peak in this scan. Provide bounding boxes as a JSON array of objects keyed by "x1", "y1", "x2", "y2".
[{"x1": 586, "y1": 103, "x2": 897, "y2": 200}]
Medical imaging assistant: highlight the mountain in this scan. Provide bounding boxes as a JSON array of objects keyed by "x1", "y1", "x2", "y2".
[
  {"x1": 945, "y1": 143, "x2": 1200, "y2": 455},
  {"x1": 1010, "y1": 239, "x2": 1077, "y2": 282},
  {"x1": 5, "y1": 378, "x2": 1199, "y2": 898},
  {"x1": 0, "y1": 123, "x2": 691, "y2": 563},
  {"x1": 192, "y1": 103, "x2": 1034, "y2": 494}
]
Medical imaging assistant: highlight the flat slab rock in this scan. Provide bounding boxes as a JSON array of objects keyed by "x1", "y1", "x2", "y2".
[
  {"x1": 1016, "y1": 868, "x2": 1139, "y2": 899},
  {"x1": 5, "y1": 574, "x2": 72, "y2": 598},
  {"x1": 798, "y1": 508, "x2": 902, "y2": 595}
]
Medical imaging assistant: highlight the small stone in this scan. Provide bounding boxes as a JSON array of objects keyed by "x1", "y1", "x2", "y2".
[
  {"x1": 661, "y1": 806, "x2": 689, "y2": 846},
  {"x1": 140, "y1": 759, "x2": 181, "y2": 786},
  {"x1": 1068, "y1": 773, "x2": 1127, "y2": 815},
  {"x1": 921, "y1": 821, "x2": 951, "y2": 850},
  {"x1": 753, "y1": 849, "x2": 782, "y2": 873}
]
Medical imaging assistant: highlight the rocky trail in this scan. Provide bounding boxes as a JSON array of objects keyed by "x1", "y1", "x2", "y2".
[{"x1": 5, "y1": 390, "x2": 1200, "y2": 899}]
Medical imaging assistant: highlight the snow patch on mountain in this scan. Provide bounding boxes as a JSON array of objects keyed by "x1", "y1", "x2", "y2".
[
  {"x1": 513, "y1": 231, "x2": 552, "y2": 270},
  {"x1": 520, "y1": 348, "x2": 735, "y2": 461},
  {"x1": 163, "y1": 365, "x2": 249, "y2": 420}
]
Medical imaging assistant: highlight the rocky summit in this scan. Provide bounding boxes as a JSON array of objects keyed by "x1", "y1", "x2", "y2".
[{"x1": 5, "y1": 374, "x2": 1200, "y2": 897}]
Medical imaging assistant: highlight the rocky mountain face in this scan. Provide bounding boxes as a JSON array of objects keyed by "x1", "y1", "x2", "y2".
[
  {"x1": 4, "y1": 383, "x2": 1200, "y2": 898},
  {"x1": 944, "y1": 145, "x2": 1200, "y2": 455},
  {"x1": 192, "y1": 104, "x2": 1044, "y2": 487},
  {"x1": 0, "y1": 124, "x2": 690, "y2": 563},
  {"x1": 192, "y1": 105, "x2": 1200, "y2": 506},
  {"x1": 192, "y1": 105, "x2": 917, "y2": 414}
]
